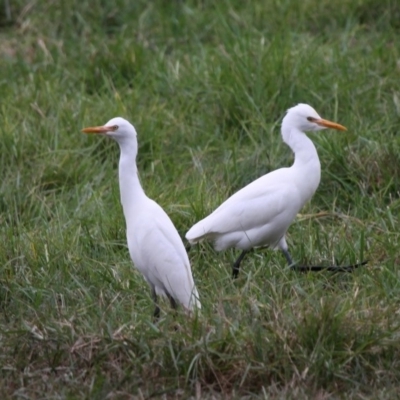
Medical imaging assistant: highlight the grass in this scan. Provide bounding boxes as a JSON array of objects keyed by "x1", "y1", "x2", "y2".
[{"x1": 0, "y1": 0, "x2": 400, "y2": 398}]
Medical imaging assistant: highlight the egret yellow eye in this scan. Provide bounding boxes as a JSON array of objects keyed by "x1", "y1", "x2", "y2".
[
  {"x1": 307, "y1": 117, "x2": 316, "y2": 122},
  {"x1": 110, "y1": 125, "x2": 119, "y2": 131}
]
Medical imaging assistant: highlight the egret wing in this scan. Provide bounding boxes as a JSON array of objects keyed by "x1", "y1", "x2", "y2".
[
  {"x1": 187, "y1": 168, "x2": 301, "y2": 241},
  {"x1": 129, "y1": 201, "x2": 200, "y2": 310}
]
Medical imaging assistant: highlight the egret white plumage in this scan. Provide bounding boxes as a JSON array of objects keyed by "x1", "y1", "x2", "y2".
[
  {"x1": 186, "y1": 104, "x2": 353, "y2": 278},
  {"x1": 82, "y1": 117, "x2": 201, "y2": 317}
]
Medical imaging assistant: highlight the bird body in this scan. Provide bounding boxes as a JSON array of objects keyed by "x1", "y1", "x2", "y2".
[
  {"x1": 186, "y1": 104, "x2": 346, "y2": 276},
  {"x1": 187, "y1": 162, "x2": 319, "y2": 252},
  {"x1": 83, "y1": 118, "x2": 200, "y2": 314}
]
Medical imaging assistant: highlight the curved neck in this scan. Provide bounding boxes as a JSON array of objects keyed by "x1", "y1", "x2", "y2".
[
  {"x1": 282, "y1": 126, "x2": 321, "y2": 202},
  {"x1": 282, "y1": 126, "x2": 319, "y2": 166},
  {"x1": 117, "y1": 142, "x2": 146, "y2": 220}
]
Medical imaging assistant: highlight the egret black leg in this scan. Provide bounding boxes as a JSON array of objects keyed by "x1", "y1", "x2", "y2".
[
  {"x1": 167, "y1": 293, "x2": 177, "y2": 310},
  {"x1": 232, "y1": 250, "x2": 249, "y2": 279},
  {"x1": 152, "y1": 287, "x2": 160, "y2": 319},
  {"x1": 281, "y1": 249, "x2": 294, "y2": 267}
]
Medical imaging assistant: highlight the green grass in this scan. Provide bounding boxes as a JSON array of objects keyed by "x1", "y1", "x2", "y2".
[{"x1": 1, "y1": 0, "x2": 400, "y2": 398}]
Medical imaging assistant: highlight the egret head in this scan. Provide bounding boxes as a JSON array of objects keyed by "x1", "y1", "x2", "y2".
[
  {"x1": 283, "y1": 104, "x2": 347, "y2": 133},
  {"x1": 82, "y1": 117, "x2": 137, "y2": 144}
]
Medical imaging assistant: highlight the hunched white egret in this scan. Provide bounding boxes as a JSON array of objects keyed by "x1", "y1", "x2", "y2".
[
  {"x1": 82, "y1": 117, "x2": 201, "y2": 317},
  {"x1": 186, "y1": 103, "x2": 361, "y2": 278}
]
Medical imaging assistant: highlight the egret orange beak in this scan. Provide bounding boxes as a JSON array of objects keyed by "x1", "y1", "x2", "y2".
[
  {"x1": 315, "y1": 119, "x2": 347, "y2": 131},
  {"x1": 82, "y1": 126, "x2": 111, "y2": 134}
]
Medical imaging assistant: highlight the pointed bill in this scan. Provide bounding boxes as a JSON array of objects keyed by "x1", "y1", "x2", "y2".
[
  {"x1": 81, "y1": 125, "x2": 111, "y2": 134},
  {"x1": 315, "y1": 119, "x2": 347, "y2": 131}
]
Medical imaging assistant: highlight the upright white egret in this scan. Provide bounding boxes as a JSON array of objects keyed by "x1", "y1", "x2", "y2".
[
  {"x1": 82, "y1": 117, "x2": 201, "y2": 317},
  {"x1": 186, "y1": 103, "x2": 358, "y2": 278}
]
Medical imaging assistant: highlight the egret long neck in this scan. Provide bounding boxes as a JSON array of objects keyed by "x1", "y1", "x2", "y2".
[
  {"x1": 118, "y1": 143, "x2": 146, "y2": 220},
  {"x1": 283, "y1": 127, "x2": 321, "y2": 197},
  {"x1": 286, "y1": 128, "x2": 320, "y2": 166}
]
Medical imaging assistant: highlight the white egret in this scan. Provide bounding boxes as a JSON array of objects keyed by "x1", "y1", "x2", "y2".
[
  {"x1": 82, "y1": 117, "x2": 201, "y2": 317},
  {"x1": 186, "y1": 103, "x2": 360, "y2": 278}
]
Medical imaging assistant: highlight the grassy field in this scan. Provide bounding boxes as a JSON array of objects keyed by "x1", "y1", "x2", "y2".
[{"x1": 1, "y1": 0, "x2": 400, "y2": 398}]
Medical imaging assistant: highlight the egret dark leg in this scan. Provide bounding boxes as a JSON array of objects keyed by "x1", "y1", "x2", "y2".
[
  {"x1": 167, "y1": 293, "x2": 177, "y2": 310},
  {"x1": 152, "y1": 287, "x2": 160, "y2": 319},
  {"x1": 281, "y1": 249, "x2": 295, "y2": 267},
  {"x1": 232, "y1": 250, "x2": 250, "y2": 279}
]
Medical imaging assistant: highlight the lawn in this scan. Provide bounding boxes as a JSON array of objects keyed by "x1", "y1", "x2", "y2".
[{"x1": 1, "y1": 0, "x2": 400, "y2": 398}]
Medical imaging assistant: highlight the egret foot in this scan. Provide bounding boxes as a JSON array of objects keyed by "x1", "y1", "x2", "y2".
[{"x1": 292, "y1": 260, "x2": 368, "y2": 273}]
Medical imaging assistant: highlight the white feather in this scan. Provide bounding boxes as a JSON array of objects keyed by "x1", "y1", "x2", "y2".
[
  {"x1": 186, "y1": 104, "x2": 346, "y2": 260},
  {"x1": 83, "y1": 117, "x2": 201, "y2": 312}
]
